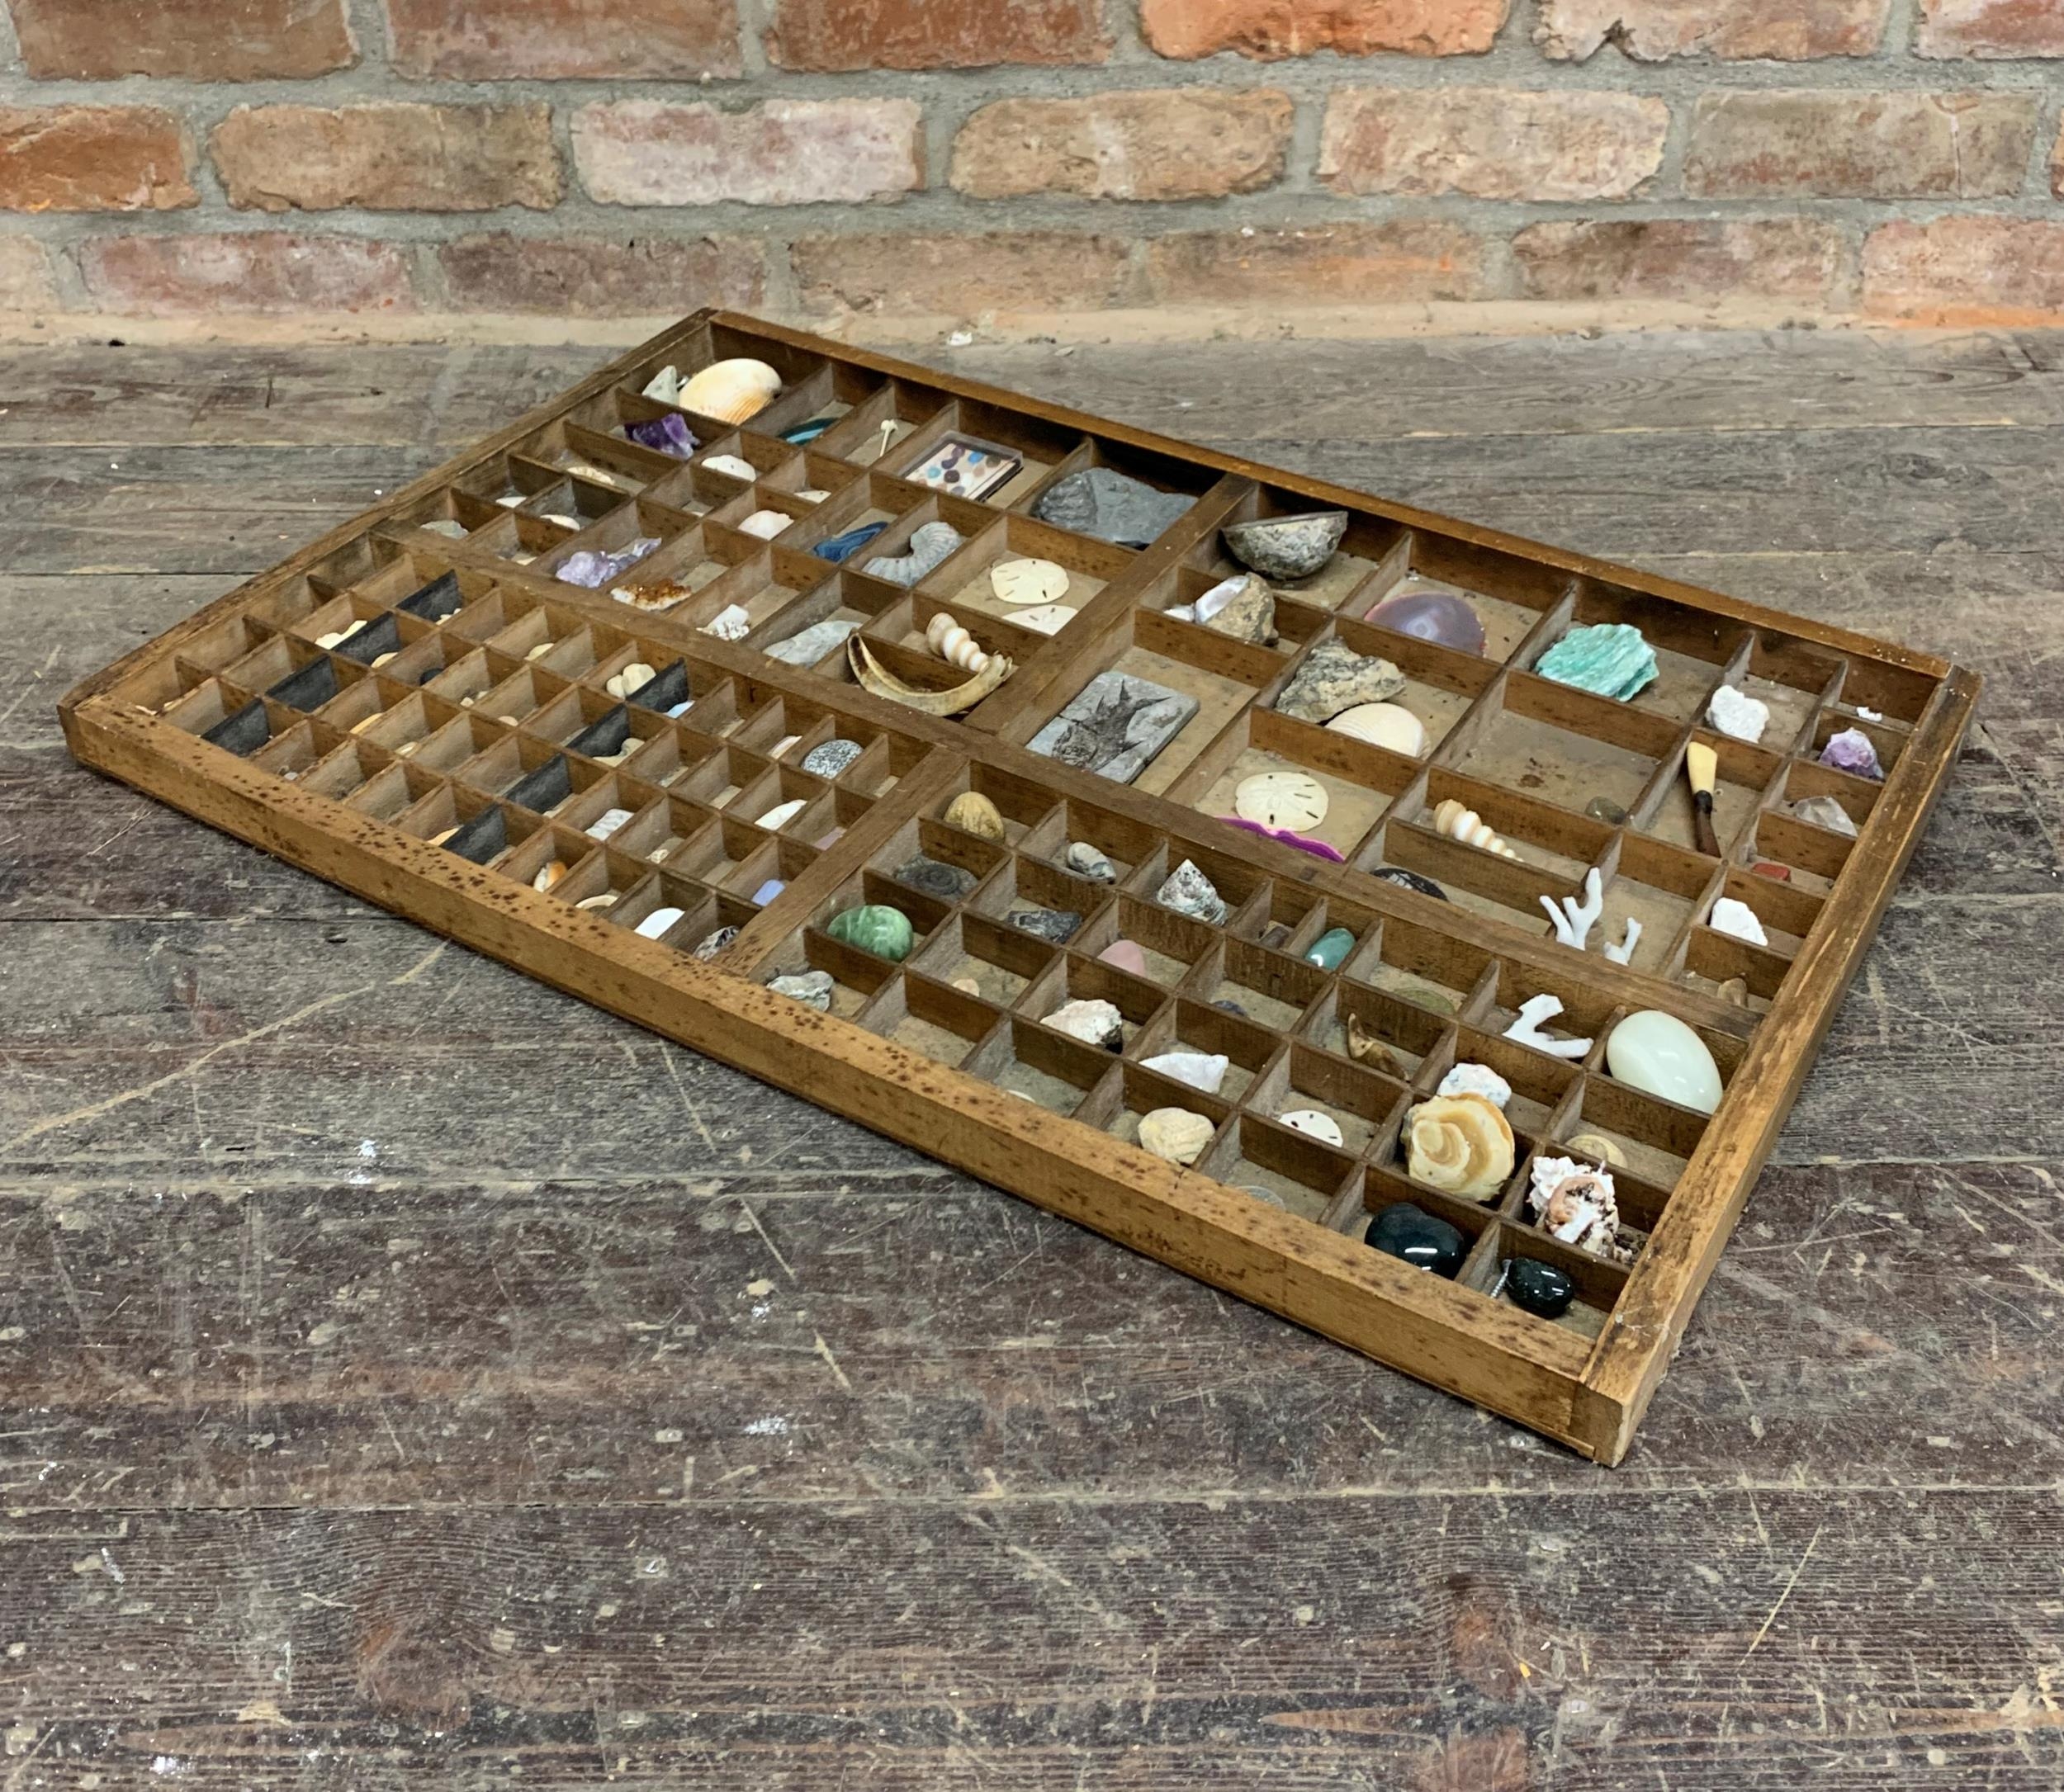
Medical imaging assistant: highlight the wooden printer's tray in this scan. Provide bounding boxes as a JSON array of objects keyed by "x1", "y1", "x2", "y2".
[{"x1": 60, "y1": 311, "x2": 1979, "y2": 1463}]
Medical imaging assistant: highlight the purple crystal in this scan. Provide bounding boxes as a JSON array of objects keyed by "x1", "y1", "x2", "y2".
[
  {"x1": 556, "y1": 536, "x2": 660, "y2": 589},
  {"x1": 1218, "y1": 815, "x2": 1347, "y2": 863},
  {"x1": 1819, "y1": 726, "x2": 1884, "y2": 782},
  {"x1": 1365, "y1": 589, "x2": 1486, "y2": 655},
  {"x1": 625, "y1": 413, "x2": 698, "y2": 458}
]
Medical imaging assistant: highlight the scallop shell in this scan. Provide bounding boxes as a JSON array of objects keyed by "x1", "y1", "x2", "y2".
[
  {"x1": 1327, "y1": 701, "x2": 1425, "y2": 757},
  {"x1": 1432, "y1": 797, "x2": 1520, "y2": 860},
  {"x1": 677, "y1": 358, "x2": 782, "y2": 425},
  {"x1": 925, "y1": 610, "x2": 992, "y2": 674},
  {"x1": 1402, "y1": 1093, "x2": 1515, "y2": 1202}
]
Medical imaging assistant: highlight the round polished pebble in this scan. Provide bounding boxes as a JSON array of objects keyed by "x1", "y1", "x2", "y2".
[
  {"x1": 1365, "y1": 589, "x2": 1486, "y2": 655},
  {"x1": 756, "y1": 797, "x2": 805, "y2": 830},
  {"x1": 1364, "y1": 1203, "x2": 1465, "y2": 1278},
  {"x1": 827, "y1": 903, "x2": 915, "y2": 962},
  {"x1": 1233, "y1": 769, "x2": 1328, "y2": 831},
  {"x1": 1584, "y1": 797, "x2": 1629, "y2": 825},
  {"x1": 1606, "y1": 1009, "x2": 1722, "y2": 1114},
  {"x1": 1505, "y1": 1257, "x2": 1574, "y2": 1318},
  {"x1": 802, "y1": 738, "x2": 863, "y2": 778},
  {"x1": 991, "y1": 558, "x2": 1071, "y2": 606},
  {"x1": 1097, "y1": 939, "x2": 1148, "y2": 977},
  {"x1": 1305, "y1": 926, "x2": 1354, "y2": 972}
]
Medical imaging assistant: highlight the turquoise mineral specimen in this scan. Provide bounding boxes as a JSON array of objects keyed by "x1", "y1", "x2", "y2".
[
  {"x1": 1305, "y1": 926, "x2": 1354, "y2": 972},
  {"x1": 826, "y1": 904, "x2": 914, "y2": 962},
  {"x1": 1535, "y1": 623, "x2": 1657, "y2": 702}
]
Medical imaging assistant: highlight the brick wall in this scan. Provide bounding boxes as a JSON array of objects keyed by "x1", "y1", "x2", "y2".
[{"x1": 1, "y1": 0, "x2": 2061, "y2": 329}]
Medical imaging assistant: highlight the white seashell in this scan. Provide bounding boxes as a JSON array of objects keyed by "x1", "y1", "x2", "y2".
[
  {"x1": 739, "y1": 508, "x2": 792, "y2": 540},
  {"x1": 1278, "y1": 1108, "x2": 1343, "y2": 1147},
  {"x1": 702, "y1": 453, "x2": 758, "y2": 482},
  {"x1": 678, "y1": 358, "x2": 782, "y2": 424},
  {"x1": 1437, "y1": 1061, "x2": 1512, "y2": 1109},
  {"x1": 1043, "y1": 997, "x2": 1124, "y2": 1050},
  {"x1": 796, "y1": 488, "x2": 830, "y2": 502},
  {"x1": 586, "y1": 807, "x2": 634, "y2": 842},
  {"x1": 756, "y1": 797, "x2": 805, "y2": 830},
  {"x1": 604, "y1": 663, "x2": 655, "y2": 700},
  {"x1": 1706, "y1": 683, "x2": 1770, "y2": 745},
  {"x1": 641, "y1": 365, "x2": 684, "y2": 405},
  {"x1": 544, "y1": 513, "x2": 581, "y2": 531},
  {"x1": 925, "y1": 610, "x2": 992, "y2": 674},
  {"x1": 1328, "y1": 701, "x2": 1425, "y2": 756},
  {"x1": 1708, "y1": 896, "x2": 1768, "y2": 946},
  {"x1": 701, "y1": 604, "x2": 751, "y2": 641},
  {"x1": 1138, "y1": 1107, "x2": 1213, "y2": 1166},
  {"x1": 635, "y1": 905, "x2": 684, "y2": 939},
  {"x1": 1527, "y1": 1155, "x2": 1623, "y2": 1256},
  {"x1": 991, "y1": 557, "x2": 1070, "y2": 606},
  {"x1": 1011, "y1": 603, "x2": 1077, "y2": 636},
  {"x1": 1142, "y1": 1050, "x2": 1228, "y2": 1095},
  {"x1": 1432, "y1": 797, "x2": 1520, "y2": 860}
]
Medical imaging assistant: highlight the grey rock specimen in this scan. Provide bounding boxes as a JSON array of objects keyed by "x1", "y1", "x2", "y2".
[
  {"x1": 1065, "y1": 841, "x2": 1117, "y2": 883},
  {"x1": 693, "y1": 925, "x2": 738, "y2": 961},
  {"x1": 1032, "y1": 467, "x2": 1193, "y2": 548},
  {"x1": 769, "y1": 970, "x2": 835, "y2": 1010},
  {"x1": 1028, "y1": 670, "x2": 1197, "y2": 785},
  {"x1": 766, "y1": 617, "x2": 860, "y2": 665},
  {"x1": 1157, "y1": 858, "x2": 1228, "y2": 925},
  {"x1": 1275, "y1": 640, "x2": 1405, "y2": 725},
  {"x1": 802, "y1": 737, "x2": 863, "y2": 778},
  {"x1": 894, "y1": 855, "x2": 977, "y2": 901},
  {"x1": 1222, "y1": 510, "x2": 1347, "y2": 579},
  {"x1": 1010, "y1": 905, "x2": 1082, "y2": 943},
  {"x1": 863, "y1": 521, "x2": 965, "y2": 589},
  {"x1": 1201, "y1": 575, "x2": 1276, "y2": 644}
]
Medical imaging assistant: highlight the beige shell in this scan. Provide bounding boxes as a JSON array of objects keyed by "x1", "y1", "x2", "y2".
[
  {"x1": 1328, "y1": 701, "x2": 1425, "y2": 756},
  {"x1": 1432, "y1": 797, "x2": 1520, "y2": 860},
  {"x1": 1139, "y1": 1107, "x2": 1213, "y2": 1166},
  {"x1": 944, "y1": 791, "x2": 1006, "y2": 842},
  {"x1": 925, "y1": 609, "x2": 992, "y2": 674},
  {"x1": 991, "y1": 557, "x2": 1071, "y2": 606},
  {"x1": 677, "y1": 358, "x2": 782, "y2": 424},
  {"x1": 1345, "y1": 1014, "x2": 1402, "y2": 1076},
  {"x1": 848, "y1": 636, "x2": 1011, "y2": 717},
  {"x1": 1565, "y1": 1130, "x2": 1626, "y2": 1168},
  {"x1": 1402, "y1": 1093, "x2": 1515, "y2": 1201}
]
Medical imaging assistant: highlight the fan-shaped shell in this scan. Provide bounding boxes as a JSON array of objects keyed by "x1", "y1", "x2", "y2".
[
  {"x1": 1327, "y1": 701, "x2": 1425, "y2": 756},
  {"x1": 678, "y1": 358, "x2": 782, "y2": 425}
]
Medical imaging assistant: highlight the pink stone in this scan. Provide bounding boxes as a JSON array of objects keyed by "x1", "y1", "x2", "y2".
[{"x1": 1098, "y1": 939, "x2": 1148, "y2": 977}]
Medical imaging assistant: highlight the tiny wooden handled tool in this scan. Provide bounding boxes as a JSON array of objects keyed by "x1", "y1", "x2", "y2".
[{"x1": 1684, "y1": 740, "x2": 1723, "y2": 859}]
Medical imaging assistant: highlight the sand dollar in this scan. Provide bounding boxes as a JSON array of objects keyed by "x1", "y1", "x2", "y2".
[
  {"x1": 991, "y1": 557, "x2": 1071, "y2": 606},
  {"x1": 1011, "y1": 603, "x2": 1077, "y2": 636},
  {"x1": 1278, "y1": 1109, "x2": 1344, "y2": 1148},
  {"x1": 1233, "y1": 769, "x2": 1328, "y2": 832}
]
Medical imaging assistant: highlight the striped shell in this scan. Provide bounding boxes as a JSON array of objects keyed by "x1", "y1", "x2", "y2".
[
  {"x1": 1432, "y1": 797, "x2": 1520, "y2": 860},
  {"x1": 678, "y1": 358, "x2": 782, "y2": 424},
  {"x1": 925, "y1": 610, "x2": 991, "y2": 674}
]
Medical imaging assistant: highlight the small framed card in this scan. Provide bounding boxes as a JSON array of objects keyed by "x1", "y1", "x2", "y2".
[{"x1": 901, "y1": 434, "x2": 1024, "y2": 502}]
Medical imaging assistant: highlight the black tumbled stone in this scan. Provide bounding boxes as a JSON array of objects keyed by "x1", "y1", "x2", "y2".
[
  {"x1": 1364, "y1": 1203, "x2": 1465, "y2": 1278},
  {"x1": 1505, "y1": 1256, "x2": 1574, "y2": 1319}
]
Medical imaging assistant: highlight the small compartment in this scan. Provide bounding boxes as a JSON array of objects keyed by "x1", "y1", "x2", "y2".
[
  {"x1": 1343, "y1": 915, "x2": 1490, "y2": 1023},
  {"x1": 1199, "y1": 1114, "x2": 1357, "y2": 1224},
  {"x1": 962, "y1": 1014, "x2": 1111, "y2": 1118},
  {"x1": 811, "y1": 377, "x2": 949, "y2": 468},
  {"x1": 1640, "y1": 731, "x2": 1778, "y2": 858},
  {"x1": 300, "y1": 736, "x2": 391, "y2": 802},
  {"x1": 1014, "y1": 435, "x2": 1217, "y2": 551},
  {"x1": 889, "y1": 398, "x2": 1082, "y2": 512},
  {"x1": 1201, "y1": 936, "x2": 1328, "y2": 1033},
  {"x1": 1482, "y1": 1222, "x2": 1631, "y2": 1341},
  {"x1": 1241, "y1": 1044, "x2": 1406, "y2": 1161},
  {"x1": 1178, "y1": 705, "x2": 1418, "y2": 864},
  {"x1": 1019, "y1": 953, "x2": 1167, "y2": 1057},
  {"x1": 1454, "y1": 674, "x2": 1676, "y2": 820},
  {"x1": 1730, "y1": 633, "x2": 1842, "y2": 753},
  {"x1": 1066, "y1": 893, "x2": 1219, "y2": 992},
  {"x1": 1805, "y1": 707, "x2": 1901, "y2": 783},
  {"x1": 967, "y1": 853, "x2": 1113, "y2": 948},
  {"x1": 908, "y1": 911, "x2": 1055, "y2": 1008},
  {"x1": 922, "y1": 511, "x2": 1131, "y2": 636},
  {"x1": 1479, "y1": 962, "x2": 1621, "y2": 1065},
  {"x1": 1422, "y1": 1024, "x2": 1580, "y2": 1141},
  {"x1": 1128, "y1": 996, "x2": 1279, "y2": 1105},
  {"x1": 1101, "y1": 1057, "x2": 1233, "y2": 1157},
  {"x1": 860, "y1": 972, "x2": 997, "y2": 1070},
  {"x1": 1356, "y1": 532, "x2": 1557, "y2": 661},
  {"x1": 756, "y1": 568, "x2": 902, "y2": 672},
  {"x1": 251, "y1": 718, "x2": 332, "y2": 783},
  {"x1": 759, "y1": 926, "x2": 898, "y2": 1021},
  {"x1": 930, "y1": 763, "x2": 1057, "y2": 850},
  {"x1": 1202, "y1": 481, "x2": 1409, "y2": 612},
  {"x1": 1596, "y1": 833, "x2": 1717, "y2": 977},
  {"x1": 1558, "y1": 579, "x2": 1744, "y2": 726}
]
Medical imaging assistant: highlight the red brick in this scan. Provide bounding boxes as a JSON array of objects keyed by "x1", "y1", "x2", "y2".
[
  {"x1": 1536, "y1": 0, "x2": 1889, "y2": 59},
  {"x1": 1142, "y1": 0, "x2": 1507, "y2": 59},
  {"x1": 792, "y1": 232, "x2": 1134, "y2": 314},
  {"x1": 437, "y1": 234, "x2": 765, "y2": 314},
  {"x1": 11, "y1": 0, "x2": 354, "y2": 78},
  {"x1": 1917, "y1": 0, "x2": 2064, "y2": 55},
  {"x1": 212, "y1": 103, "x2": 559, "y2": 214},
  {"x1": 0, "y1": 106, "x2": 196, "y2": 213},
  {"x1": 766, "y1": 0, "x2": 1109, "y2": 70},
  {"x1": 81, "y1": 234, "x2": 416, "y2": 316},
  {"x1": 0, "y1": 238, "x2": 59, "y2": 311},
  {"x1": 387, "y1": 0, "x2": 741, "y2": 79},
  {"x1": 1146, "y1": 220, "x2": 1484, "y2": 303},
  {"x1": 574, "y1": 100, "x2": 921, "y2": 207},
  {"x1": 950, "y1": 90, "x2": 1292, "y2": 201},
  {"x1": 1512, "y1": 218, "x2": 1843, "y2": 300},
  {"x1": 1319, "y1": 88, "x2": 1667, "y2": 201},
  {"x1": 1863, "y1": 217, "x2": 2064, "y2": 319},
  {"x1": 1684, "y1": 90, "x2": 2035, "y2": 197}
]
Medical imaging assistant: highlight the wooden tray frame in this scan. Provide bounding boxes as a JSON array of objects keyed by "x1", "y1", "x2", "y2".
[{"x1": 59, "y1": 310, "x2": 1980, "y2": 1464}]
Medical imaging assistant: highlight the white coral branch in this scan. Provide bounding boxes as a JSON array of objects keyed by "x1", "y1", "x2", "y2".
[
  {"x1": 1602, "y1": 916, "x2": 1643, "y2": 966},
  {"x1": 1541, "y1": 866, "x2": 1604, "y2": 950},
  {"x1": 1503, "y1": 993, "x2": 1593, "y2": 1060}
]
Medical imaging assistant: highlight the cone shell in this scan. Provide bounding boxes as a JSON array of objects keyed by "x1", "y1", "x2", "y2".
[
  {"x1": 1432, "y1": 797, "x2": 1520, "y2": 860},
  {"x1": 678, "y1": 358, "x2": 782, "y2": 424},
  {"x1": 925, "y1": 609, "x2": 991, "y2": 673}
]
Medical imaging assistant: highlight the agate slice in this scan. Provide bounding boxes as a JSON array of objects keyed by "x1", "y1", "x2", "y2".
[{"x1": 1366, "y1": 589, "x2": 1485, "y2": 655}]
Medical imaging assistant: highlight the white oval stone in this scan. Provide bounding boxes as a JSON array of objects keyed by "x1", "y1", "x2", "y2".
[
  {"x1": 1327, "y1": 701, "x2": 1425, "y2": 757},
  {"x1": 1606, "y1": 1009, "x2": 1722, "y2": 1114},
  {"x1": 992, "y1": 557, "x2": 1070, "y2": 606},
  {"x1": 756, "y1": 797, "x2": 805, "y2": 830},
  {"x1": 1278, "y1": 1108, "x2": 1343, "y2": 1147},
  {"x1": 1233, "y1": 769, "x2": 1328, "y2": 831},
  {"x1": 636, "y1": 906, "x2": 684, "y2": 939}
]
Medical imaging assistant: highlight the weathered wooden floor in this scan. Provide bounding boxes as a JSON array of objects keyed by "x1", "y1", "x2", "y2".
[{"x1": 3, "y1": 328, "x2": 2062, "y2": 1789}]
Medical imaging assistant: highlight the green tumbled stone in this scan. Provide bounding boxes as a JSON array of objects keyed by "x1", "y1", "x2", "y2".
[
  {"x1": 826, "y1": 903, "x2": 914, "y2": 962},
  {"x1": 1536, "y1": 623, "x2": 1658, "y2": 702},
  {"x1": 1584, "y1": 796, "x2": 1629, "y2": 825},
  {"x1": 1305, "y1": 926, "x2": 1354, "y2": 972}
]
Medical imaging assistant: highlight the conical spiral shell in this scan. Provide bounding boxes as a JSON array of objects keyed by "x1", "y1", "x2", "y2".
[
  {"x1": 925, "y1": 610, "x2": 991, "y2": 673},
  {"x1": 1432, "y1": 797, "x2": 1520, "y2": 860}
]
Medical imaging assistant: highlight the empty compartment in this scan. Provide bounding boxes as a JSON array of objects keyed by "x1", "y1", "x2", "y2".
[
  {"x1": 860, "y1": 972, "x2": 999, "y2": 1071},
  {"x1": 909, "y1": 910, "x2": 1056, "y2": 1008},
  {"x1": 1454, "y1": 674, "x2": 1674, "y2": 820}
]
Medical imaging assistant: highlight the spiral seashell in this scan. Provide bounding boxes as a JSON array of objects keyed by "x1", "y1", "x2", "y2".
[
  {"x1": 1402, "y1": 1093, "x2": 1515, "y2": 1202},
  {"x1": 925, "y1": 609, "x2": 991, "y2": 674},
  {"x1": 1527, "y1": 1155, "x2": 1626, "y2": 1258},
  {"x1": 677, "y1": 358, "x2": 782, "y2": 425},
  {"x1": 1432, "y1": 797, "x2": 1521, "y2": 861}
]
